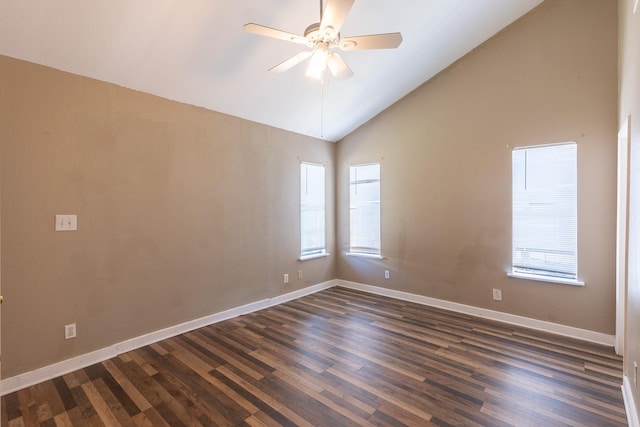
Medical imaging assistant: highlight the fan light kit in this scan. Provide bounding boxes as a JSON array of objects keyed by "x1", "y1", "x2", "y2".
[{"x1": 244, "y1": 0, "x2": 403, "y2": 80}]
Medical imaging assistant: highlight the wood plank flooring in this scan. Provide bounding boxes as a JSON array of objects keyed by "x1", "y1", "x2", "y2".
[{"x1": 1, "y1": 287, "x2": 627, "y2": 426}]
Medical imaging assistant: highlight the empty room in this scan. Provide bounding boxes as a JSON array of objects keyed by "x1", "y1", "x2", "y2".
[{"x1": 1, "y1": 0, "x2": 639, "y2": 425}]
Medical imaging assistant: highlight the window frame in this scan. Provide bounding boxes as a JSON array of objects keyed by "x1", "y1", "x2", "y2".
[
  {"x1": 299, "y1": 161, "x2": 329, "y2": 261},
  {"x1": 509, "y1": 142, "x2": 583, "y2": 286},
  {"x1": 347, "y1": 162, "x2": 383, "y2": 259}
]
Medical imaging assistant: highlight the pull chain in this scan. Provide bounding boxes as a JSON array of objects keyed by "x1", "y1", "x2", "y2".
[{"x1": 320, "y1": 72, "x2": 324, "y2": 138}]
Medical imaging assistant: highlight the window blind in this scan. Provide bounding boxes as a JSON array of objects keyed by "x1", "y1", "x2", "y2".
[
  {"x1": 350, "y1": 163, "x2": 381, "y2": 255},
  {"x1": 301, "y1": 163, "x2": 326, "y2": 257},
  {"x1": 512, "y1": 143, "x2": 577, "y2": 280}
]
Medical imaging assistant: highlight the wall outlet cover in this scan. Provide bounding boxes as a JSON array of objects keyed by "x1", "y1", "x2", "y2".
[{"x1": 64, "y1": 323, "x2": 77, "y2": 339}]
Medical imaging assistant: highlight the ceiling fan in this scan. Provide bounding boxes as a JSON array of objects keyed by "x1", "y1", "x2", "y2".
[{"x1": 244, "y1": 0, "x2": 403, "y2": 80}]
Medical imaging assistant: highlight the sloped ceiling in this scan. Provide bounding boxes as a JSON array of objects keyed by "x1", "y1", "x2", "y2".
[{"x1": 0, "y1": 0, "x2": 543, "y2": 142}]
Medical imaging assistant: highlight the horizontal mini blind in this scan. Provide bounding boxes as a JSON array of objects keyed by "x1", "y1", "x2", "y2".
[
  {"x1": 512, "y1": 143, "x2": 577, "y2": 280},
  {"x1": 301, "y1": 163, "x2": 326, "y2": 257},
  {"x1": 350, "y1": 163, "x2": 381, "y2": 255}
]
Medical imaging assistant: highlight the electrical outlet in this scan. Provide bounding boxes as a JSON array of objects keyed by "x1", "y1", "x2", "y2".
[
  {"x1": 384, "y1": 270, "x2": 390, "y2": 279},
  {"x1": 283, "y1": 273, "x2": 289, "y2": 284},
  {"x1": 64, "y1": 323, "x2": 77, "y2": 340},
  {"x1": 298, "y1": 270, "x2": 302, "y2": 280},
  {"x1": 492, "y1": 288, "x2": 502, "y2": 301}
]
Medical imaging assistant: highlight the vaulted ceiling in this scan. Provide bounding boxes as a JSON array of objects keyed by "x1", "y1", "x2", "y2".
[{"x1": 0, "y1": 0, "x2": 543, "y2": 142}]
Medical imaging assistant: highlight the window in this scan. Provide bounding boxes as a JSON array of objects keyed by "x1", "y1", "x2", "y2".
[
  {"x1": 511, "y1": 142, "x2": 578, "y2": 283},
  {"x1": 349, "y1": 163, "x2": 381, "y2": 257},
  {"x1": 300, "y1": 162, "x2": 326, "y2": 259}
]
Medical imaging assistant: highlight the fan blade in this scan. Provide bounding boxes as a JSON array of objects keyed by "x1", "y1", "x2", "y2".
[
  {"x1": 269, "y1": 51, "x2": 313, "y2": 73},
  {"x1": 339, "y1": 33, "x2": 403, "y2": 50},
  {"x1": 320, "y1": 0, "x2": 354, "y2": 35},
  {"x1": 327, "y1": 53, "x2": 353, "y2": 79},
  {"x1": 244, "y1": 23, "x2": 308, "y2": 45}
]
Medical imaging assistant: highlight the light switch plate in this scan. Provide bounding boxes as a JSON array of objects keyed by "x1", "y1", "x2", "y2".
[{"x1": 55, "y1": 214, "x2": 77, "y2": 231}]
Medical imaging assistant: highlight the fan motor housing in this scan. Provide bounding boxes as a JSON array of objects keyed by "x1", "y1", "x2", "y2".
[{"x1": 304, "y1": 23, "x2": 339, "y2": 47}]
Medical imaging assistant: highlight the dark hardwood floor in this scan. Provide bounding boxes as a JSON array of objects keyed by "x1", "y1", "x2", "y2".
[{"x1": 1, "y1": 287, "x2": 627, "y2": 426}]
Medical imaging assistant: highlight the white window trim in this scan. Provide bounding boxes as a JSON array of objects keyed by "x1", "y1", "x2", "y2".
[
  {"x1": 346, "y1": 252, "x2": 384, "y2": 260},
  {"x1": 349, "y1": 162, "x2": 382, "y2": 257},
  {"x1": 511, "y1": 142, "x2": 578, "y2": 283},
  {"x1": 299, "y1": 252, "x2": 330, "y2": 261},
  {"x1": 507, "y1": 271, "x2": 585, "y2": 286},
  {"x1": 300, "y1": 161, "x2": 327, "y2": 259}
]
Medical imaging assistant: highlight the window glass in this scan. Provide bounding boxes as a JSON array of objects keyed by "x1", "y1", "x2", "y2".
[
  {"x1": 301, "y1": 163, "x2": 326, "y2": 257},
  {"x1": 350, "y1": 163, "x2": 381, "y2": 256},
  {"x1": 512, "y1": 143, "x2": 577, "y2": 280}
]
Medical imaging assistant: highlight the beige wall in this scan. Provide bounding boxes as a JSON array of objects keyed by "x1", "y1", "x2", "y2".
[
  {"x1": 336, "y1": 0, "x2": 618, "y2": 333},
  {"x1": 0, "y1": 0, "x2": 621, "y2": 381},
  {"x1": 0, "y1": 56, "x2": 336, "y2": 378},
  {"x1": 620, "y1": 0, "x2": 640, "y2": 414}
]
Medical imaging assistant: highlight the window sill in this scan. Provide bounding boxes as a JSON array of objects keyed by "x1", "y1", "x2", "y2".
[
  {"x1": 507, "y1": 271, "x2": 585, "y2": 286},
  {"x1": 299, "y1": 252, "x2": 330, "y2": 261},
  {"x1": 346, "y1": 252, "x2": 384, "y2": 260}
]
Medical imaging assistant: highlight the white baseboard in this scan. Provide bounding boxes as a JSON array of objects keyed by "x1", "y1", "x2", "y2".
[
  {"x1": 0, "y1": 280, "x2": 335, "y2": 396},
  {"x1": 337, "y1": 280, "x2": 615, "y2": 347},
  {"x1": 624, "y1": 376, "x2": 640, "y2": 427}
]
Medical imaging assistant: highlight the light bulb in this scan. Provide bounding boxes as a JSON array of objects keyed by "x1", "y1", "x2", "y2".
[{"x1": 306, "y1": 43, "x2": 329, "y2": 80}]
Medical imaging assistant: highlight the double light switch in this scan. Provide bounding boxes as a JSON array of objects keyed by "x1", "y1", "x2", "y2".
[{"x1": 55, "y1": 214, "x2": 77, "y2": 231}]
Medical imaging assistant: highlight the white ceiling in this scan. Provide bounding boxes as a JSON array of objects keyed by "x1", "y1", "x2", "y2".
[{"x1": 0, "y1": 0, "x2": 542, "y2": 142}]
